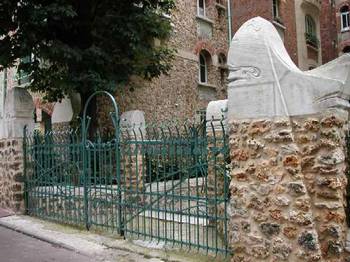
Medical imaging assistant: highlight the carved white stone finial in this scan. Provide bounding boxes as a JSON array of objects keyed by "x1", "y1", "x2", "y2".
[
  {"x1": 0, "y1": 87, "x2": 35, "y2": 139},
  {"x1": 227, "y1": 17, "x2": 350, "y2": 120}
]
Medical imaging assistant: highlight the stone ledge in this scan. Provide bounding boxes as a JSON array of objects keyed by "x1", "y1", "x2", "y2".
[
  {"x1": 215, "y1": 3, "x2": 226, "y2": 10},
  {"x1": 197, "y1": 82, "x2": 217, "y2": 90},
  {"x1": 195, "y1": 15, "x2": 214, "y2": 25}
]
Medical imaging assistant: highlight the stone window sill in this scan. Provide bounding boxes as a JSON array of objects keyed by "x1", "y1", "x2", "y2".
[
  {"x1": 306, "y1": 43, "x2": 319, "y2": 52},
  {"x1": 272, "y1": 20, "x2": 286, "y2": 30},
  {"x1": 215, "y1": 3, "x2": 226, "y2": 10},
  {"x1": 341, "y1": 28, "x2": 350, "y2": 33},
  {"x1": 197, "y1": 82, "x2": 217, "y2": 89},
  {"x1": 196, "y1": 15, "x2": 214, "y2": 25},
  {"x1": 218, "y1": 65, "x2": 228, "y2": 70}
]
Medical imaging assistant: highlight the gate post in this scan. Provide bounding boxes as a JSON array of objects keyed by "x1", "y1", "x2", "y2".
[
  {"x1": 226, "y1": 17, "x2": 350, "y2": 261},
  {"x1": 120, "y1": 110, "x2": 146, "y2": 192},
  {"x1": 0, "y1": 87, "x2": 34, "y2": 213}
]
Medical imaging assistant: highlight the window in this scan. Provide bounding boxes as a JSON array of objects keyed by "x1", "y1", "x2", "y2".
[
  {"x1": 199, "y1": 52, "x2": 207, "y2": 83},
  {"x1": 305, "y1": 15, "x2": 316, "y2": 36},
  {"x1": 341, "y1": 6, "x2": 350, "y2": 31},
  {"x1": 273, "y1": 0, "x2": 280, "y2": 19},
  {"x1": 305, "y1": 15, "x2": 319, "y2": 48},
  {"x1": 198, "y1": 0, "x2": 205, "y2": 17}
]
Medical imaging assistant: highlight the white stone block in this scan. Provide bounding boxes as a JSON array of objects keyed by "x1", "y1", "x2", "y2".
[
  {"x1": 51, "y1": 98, "x2": 74, "y2": 124},
  {"x1": 206, "y1": 100, "x2": 227, "y2": 132},
  {"x1": 1, "y1": 87, "x2": 35, "y2": 139},
  {"x1": 120, "y1": 110, "x2": 146, "y2": 139},
  {"x1": 227, "y1": 17, "x2": 350, "y2": 120}
]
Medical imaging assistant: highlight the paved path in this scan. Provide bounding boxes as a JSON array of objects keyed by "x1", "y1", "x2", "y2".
[
  {"x1": 0, "y1": 216, "x2": 222, "y2": 262},
  {"x1": 0, "y1": 226, "x2": 93, "y2": 262}
]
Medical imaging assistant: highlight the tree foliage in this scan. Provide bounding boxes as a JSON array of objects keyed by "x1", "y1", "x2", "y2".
[{"x1": 0, "y1": 0, "x2": 175, "y2": 101}]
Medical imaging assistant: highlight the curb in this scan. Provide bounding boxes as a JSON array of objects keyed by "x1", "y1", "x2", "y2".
[
  {"x1": 0, "y1": 219, "x2": 87, "y2": 256},
  {"x1": 0, "y1": 216, "x2": 228, "y2": 262}
]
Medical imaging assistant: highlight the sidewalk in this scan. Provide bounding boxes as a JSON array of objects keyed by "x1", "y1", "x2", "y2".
[{"x1": 0, "y1": 215, "x2": 227, "y2": 262}]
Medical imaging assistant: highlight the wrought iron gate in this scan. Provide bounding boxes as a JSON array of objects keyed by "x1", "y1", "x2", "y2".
[{"x1": 24, "y1": 92, "x2": 230, "y2": 256}]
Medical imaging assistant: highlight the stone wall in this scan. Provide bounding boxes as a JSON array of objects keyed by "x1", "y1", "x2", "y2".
[
  {"x1": 228, "y1": 109, "x2": 349, "y2": 261},
  {"x1": 0, "y1": 138, "x2": 25, "y2": 212}
]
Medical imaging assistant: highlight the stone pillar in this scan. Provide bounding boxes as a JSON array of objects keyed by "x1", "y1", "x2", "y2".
[
  {"x1": 51, "y1": 96, "x2": 76, "y2": 131},
  {"x1": 120, "y1": 110, "x2": 146, "y2": 191},
  {"x1": 226, "y1": 17, "x2": 350, "y2": 261},
  {"x1": 206, "y1": 99, "x2": 228, "y2": 197},
  {"x1": 206, "y1": 100, "x2": 229, "y2": 242},
  {"x1": 0, "y1": 87, "x2": 34, "y2": 213}
]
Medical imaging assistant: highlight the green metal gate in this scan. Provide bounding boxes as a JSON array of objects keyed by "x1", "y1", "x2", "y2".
[{"x1": 24, "y1": 92, "x2": 230, "y2": 256}]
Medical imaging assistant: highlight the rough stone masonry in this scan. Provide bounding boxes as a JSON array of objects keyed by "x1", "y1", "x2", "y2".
[
  {"x1": 224, "y1": 17, "x2": 350, "y2": 261},
  {"x1": 0, "y1": 87, "x2": 34, "y2": 213},
  {"x1": 229, "y1": 112, "x2": 348, "y2": 261}
]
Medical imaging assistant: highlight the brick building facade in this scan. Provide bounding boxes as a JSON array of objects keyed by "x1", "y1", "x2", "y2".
[
  {"x1": 231, "y1": 0, "x2": 299, "y2": 65},
  {"x1": 336, "y1": 0, "x2": 350, "y2": 54},
  {"x1": 321, "y1": 0, "x2": 338, "y2": 64}
]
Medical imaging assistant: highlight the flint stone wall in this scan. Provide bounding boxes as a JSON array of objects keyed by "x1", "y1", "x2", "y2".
[
  {"x1": 0, "y1": 138, "x2": 25, "y2": 212},
  {"x1": 228, "y1": 109, "x2": 349, "y2": 261}
]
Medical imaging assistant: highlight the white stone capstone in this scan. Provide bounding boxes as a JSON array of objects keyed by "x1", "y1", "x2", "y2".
[
  {"x1": 206, "y1": 99, "x2": 228, "y2": 132},
  {"x1": 51, "y1": 98, "x2": 74, "y2": 124},
  {"x1": 120, "y1": 110, "x2": 146, "y2": 139},
  {"x1": 0, "y1": 87, "x2": 35, "y2": 139},
  {"x1": 227, "y1": 17, "x2": 350, "y2": 120}
]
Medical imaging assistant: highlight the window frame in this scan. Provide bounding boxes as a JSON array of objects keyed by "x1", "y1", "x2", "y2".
[
  {"x1": 273, "y1": 0, "x2": 280, "y2": 19},
  {"x1": 197, "y1": 0, "x2": 206, "y2": 17},
  {"x1": 305, "y1": 15, "x2": 316, "y2": 37},
  {"x1": 341, "y1": 6, "x2": 350, "y2": 32},
  {"x1": 199, "y1": 52, "x2": 208, "y2": 84}
]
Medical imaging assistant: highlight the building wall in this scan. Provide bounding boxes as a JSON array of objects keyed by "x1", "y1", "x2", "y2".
[
  {"x1": 336, "y1": 0, "x2": 350, "y2": 54},
  {"x1": 295, "y1": 0, "x2": 322, "y2": 70},
  {"x1": 231, "y1": 0, "x2": 340, "y2": 71},
  {"x1": 231, "y1": 0, "x2": 299, "y2": 66},
  {"x1": 321, "y1": 0, "x2": 338, "y2": 63},
  {"x1": 109, "y1": 0, "x2": 230, "y2": 124}
]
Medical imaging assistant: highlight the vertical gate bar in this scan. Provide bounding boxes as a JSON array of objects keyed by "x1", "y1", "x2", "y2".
[
  {"x1": 140, "y1": 131, "x2": 146, "y2": 240},
  {"x1": 82, "y1": 115, "x2": 89, "y2": 230},
  {"x1": 179, "y1": 133, "x2": 183, "y2": 249},
  {"x1": 115, "y1": 113, "x2": 123, "y2": 236},
  {"x1": 94, "y1": 140, "x2": 98, "y2": 227},
  {"x1": 163, "y1": 129, "x2": 167, "y2": 244},
  {"x1": 134, "y1": 132, "x2": 140, "y2": 238},
  {"x1": 23, "y1": 126, "x2": 29, "y2": 215},
  {"x1": 149, "y1": 141, "x2": 154, "y2": 240},
  {"x1": 195, "y1": 132, "x2": 200, "y2": 251}
]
